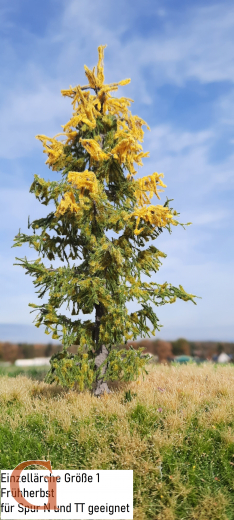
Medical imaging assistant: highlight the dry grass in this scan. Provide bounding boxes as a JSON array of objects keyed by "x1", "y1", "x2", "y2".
[
  {"x1": 1, "y1": 362, "x2": 234, "y2": 427},
  {"x1": 1, "y1": 362, "x2": 234, "y2": 519}
]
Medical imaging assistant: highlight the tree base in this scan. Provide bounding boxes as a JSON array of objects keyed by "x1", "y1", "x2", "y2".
[{"x1": 93, "y1": 380, "x2": 111, "y2": 397}]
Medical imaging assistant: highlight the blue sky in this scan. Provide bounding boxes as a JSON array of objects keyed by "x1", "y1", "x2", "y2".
[{"x1": 0, "y1": 0, "x2": 233, "y2": 343}]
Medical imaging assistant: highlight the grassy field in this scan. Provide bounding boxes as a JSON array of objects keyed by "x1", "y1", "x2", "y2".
[
  {"x1": 1, "y1": 362, "x2": 234, "y2": 519},
  {"x1": 0, "y1": 363, "x2": 50, "y2": 381},
  {"x1": 0, "y1": 364, "x2": 50, "y2": 381}
]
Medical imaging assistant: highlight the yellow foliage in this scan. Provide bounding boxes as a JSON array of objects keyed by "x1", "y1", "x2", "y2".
[
  {"x1": 107, "y1": 131, "x2": 149, "y2": 175},
  {"x1": 62, "y1": 88, "x2": 98, "y2": 131},
  {"x1": 111, "y1": 135, "x2": 135, "y2": 161},
  {"x1": 35, "y1": 45, "x2": 183, "y2": 248},
  {"x1": 60, "y1": 45, "x2": 132, "y2": 134},
  {"x1": 35, "y1": 135, "x2": 68, "y2": 171},
  {"x1": 36, "y1": 46, "x2": 151, "y2": 177},
  {"x1": 132, "y1": 205, "x2": 177, "y2": 235},
  {"x1": 102, "y1": 95, "x2": 133, "y2": 119},
  {"x1": 85, "y1": 44, "x2": 106, "y2": 89},
  {"x1": 80, "y1": 139, "x2": 109, "y2": 162},
  {"x1": 134, "y1": 172, "x2": 167, "y2": 206},
  {"x1": 68, "y1": 170, "x2": 98, "y2": 196},
  {"x1": 115, "y1": 115, "x2": 150, "y2": 143},
  {"x1": 84, "y1": 65, "x2": 97, "y2": 90},
  {"x1": 55, "y1": 192, "x2": 80, "y2": 217}
]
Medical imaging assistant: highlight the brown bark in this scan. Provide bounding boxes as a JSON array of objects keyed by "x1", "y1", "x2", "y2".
[
  {"x1": 93, "y1": 303, "x2": 111, "y2": 396},
  {"x1": 91, "y1": 130, "x2": 111, "y2": 396},
  {"x1": 94, "y1": 344, "x2": 111, "y2": 396}
]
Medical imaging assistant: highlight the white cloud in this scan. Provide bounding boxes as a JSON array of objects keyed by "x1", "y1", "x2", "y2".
[
  {"x1": 0, "y1": 80, "x2": 72, "y2": 159},
  {"x1": 215, "y1": 89, "x2": 234, "y2": 126},
  {"x1": 145, "y1": 126, "x2": 213, "y2": 153},
  {"x1": 153, "y1": 260, "x2": 234, "y2": 341},
  {"x1": 0, "y1": 189, "x2": 50, "y2": 231},
  {"x1": 57, "y1": 1, "x2": 234, "y2": 87},
  {"x1": 187, "y1": 210, "x2": 231, "y2": 226},
  {"x1": 0, "y1": 0, "x2": 234, "y2": 340},
  {"x1": 141, "y1": 123, "x2": 234, "y2": 197},
  {"x1": 1, "y1": 1, "x2": 234, "y2": 161}
]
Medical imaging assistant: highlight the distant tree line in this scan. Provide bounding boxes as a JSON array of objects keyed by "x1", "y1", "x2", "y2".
[
  {"x1": 0, "y1": 339, "x2": 234, "y2": 364},
  {"x1": 127, "y1": 339, "x2": 234, "y2": 362},
  {"x1": 0, "y1": 342, "x2": 63, "y2": 363}
]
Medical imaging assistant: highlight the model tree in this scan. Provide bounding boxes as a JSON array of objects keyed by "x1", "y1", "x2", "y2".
[{"x1": 13, "y1": 45, "x2": 197, "y2": 396}]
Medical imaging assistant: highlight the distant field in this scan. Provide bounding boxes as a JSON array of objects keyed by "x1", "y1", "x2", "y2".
[
  {"x1": 0, "y1": 364, "x2": 50, "y2": 381},
  {"x1": 1, "y1": 363, "x2": 234, "y2": 519}
]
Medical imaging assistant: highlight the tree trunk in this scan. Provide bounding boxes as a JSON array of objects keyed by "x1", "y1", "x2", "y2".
[
  {"x1": 94, "y1": 344, "x2": 111, "y2": 396},
  {"x1": 93, "y1": 303, "x2": 111, "y2": 396},
  {"x1": 92, "y1": 143, "x2": 110, "y2": 397}
]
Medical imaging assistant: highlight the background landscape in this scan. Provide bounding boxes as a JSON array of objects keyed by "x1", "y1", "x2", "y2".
[
  {"x1": 1, "y1": 339, "x2": 234, "y2": 364},
  {"x1": 1, "y1": 3, "x2": 234, "y2": 518},
  {"x1": 1, "y1": 0, "x2": 233, "y2": 345}
]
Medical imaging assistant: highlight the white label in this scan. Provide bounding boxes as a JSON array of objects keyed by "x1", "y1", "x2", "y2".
[{"x1": 1, "y1": 470, "x2": 133, "y2": 519}]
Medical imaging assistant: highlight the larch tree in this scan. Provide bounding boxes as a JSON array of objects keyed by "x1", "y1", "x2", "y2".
[{"x1": 13, "y1": 45, "x2": 197, "y2": 396}]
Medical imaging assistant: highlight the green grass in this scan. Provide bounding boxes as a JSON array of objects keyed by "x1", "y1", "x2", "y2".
[
  {"x1": 0, "y1": 364, "x2": 50, "y2": 381},
  {"x1": 1, "y1": 363, "x2": 234, "y2": 519}
]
